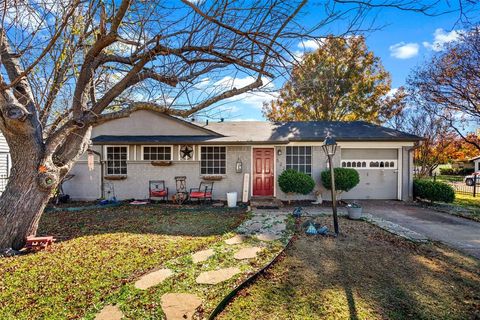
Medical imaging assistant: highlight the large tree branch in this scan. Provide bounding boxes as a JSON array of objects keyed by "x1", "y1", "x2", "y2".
[
  {"x1": 0, "y1": 0, "x2": 79, "y2": 90},
  {"x1": 88, "y1": 77, "x2": 263, "y2": 124}
]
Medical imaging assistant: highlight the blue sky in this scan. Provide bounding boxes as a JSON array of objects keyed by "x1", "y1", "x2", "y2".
[{"x1": 217, "y1": 3, "x2": 469, "y2": 122}]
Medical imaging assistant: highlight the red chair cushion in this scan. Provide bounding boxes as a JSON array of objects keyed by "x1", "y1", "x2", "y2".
[
  {"x1": 151, "y1": 190, "x2": 167, "y2": 197},
  {"x1": 190, "y1": 191, "x2": 212, "y2": 198}
]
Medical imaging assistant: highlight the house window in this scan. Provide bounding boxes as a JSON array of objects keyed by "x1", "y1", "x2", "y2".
[
  {"x1": 106, "y1": 146, "x2": 128, "y2": 175},
  {"x1": 341, "y1": 159, "x2": 397, "y2": 169},
  {"x1": 286, "y1": 146, "x2": 312, "y2": 175},
  {"x1": 201, "y1": 146, "x2": 226, "y2": 175},
  {"x1": 143, "y1": 146, "x2": 172, "y2": 161}
]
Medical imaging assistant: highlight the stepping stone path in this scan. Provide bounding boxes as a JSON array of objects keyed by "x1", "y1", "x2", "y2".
[
  {"x1": 94, "y1": 209, "x2": 292, "y2": 319},
  {"x1": 225, "y1": 234, "x2": 245, "y2": 245},
  {"x1": 255, "y1": 233, "x2": 281, "y2": 242},
  {"x1": 196, "y1": 267, "x2": 241, "y2": 284},
  {"x1": 160, "y1": 293, "x2": 202, "y2": 320},
  {"x1": 192, "y1": 248, "x2": 215, "y2": 263},
  {"x1": 234, "y1": 247, "x2": 263, "y2": 260},
  {"x1": 95, "y1": 305, "x2": 123, "y2": 320},
  {"x1": 134, "y1": 268, "x2": 173, "y2": 290}
]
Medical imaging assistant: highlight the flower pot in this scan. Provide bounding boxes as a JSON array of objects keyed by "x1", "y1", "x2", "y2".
[{"x1": 347, "y1": 206, "x2": 362, "y2": 220}]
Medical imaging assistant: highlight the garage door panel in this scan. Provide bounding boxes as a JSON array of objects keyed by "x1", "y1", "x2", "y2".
[
  {"x1": 342, "y1": 169, "x2": 397, "y2": 199},
  {"x1": 340, "y1": 148, "x2": 399, "y2": 200}
]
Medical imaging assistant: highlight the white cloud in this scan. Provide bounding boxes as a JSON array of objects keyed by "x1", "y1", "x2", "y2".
[
  {"x1": 297, "y1": 39, "x2": 322, "y2": 50},
  {"x1": 422, "y1": 28, "x2": 462, "y2": 52},
  {"x1": 387, "y1": 88, "x2": 398, "y2": 97},
  {"x1": 213, "y1": 75, "x2": 278, "y2": 109},
  {"x1": 389, "y1": 42, "x2": 419, "y2": 59},
  {"x1": 193, "y1": 77, "x2": 210, "y2": 89}
]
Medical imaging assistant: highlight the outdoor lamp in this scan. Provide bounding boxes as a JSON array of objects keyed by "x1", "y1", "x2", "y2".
[
  {"x1": 235, "y1": 158, "x2": 243, "y2": 173},
  {"x1": 322, "y1": 135, "x2": 339, "y2": 235},
  {"x1": 322, "y1": 136, "x2": 337, "y2": 156}
]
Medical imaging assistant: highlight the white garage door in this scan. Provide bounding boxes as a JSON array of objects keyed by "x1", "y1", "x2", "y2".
[{"x1": 340, "y1": 149, "x2": 398, "y2": 200}]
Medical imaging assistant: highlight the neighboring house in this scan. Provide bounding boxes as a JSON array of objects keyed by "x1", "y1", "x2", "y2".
[
  {"x1": 63, "y1": 110, "x2": 422, "y2": 202},
  {"x1": 469, "y1": 156, "x2": 480, "y2": 172},
  {"x1": 0, "y1": 132, "x2": 10, "y2": 193},
  {"x1": 451, "y1": 160, "x2": 475, "y2": 170}
]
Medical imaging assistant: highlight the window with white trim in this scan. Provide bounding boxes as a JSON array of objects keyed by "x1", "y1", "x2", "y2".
[
  {"x1": 143, "y1": 146, "x2": 172, "y2": 161},
  {"x1": 201, "y1": 146, "x2": 226, "y2": 175},
  {"x1": 286, "y1": 146, "x2": 312, "y2": 175},
  {"x1": 341, "y1": 160, "x2": 397, "y2": 169},
  {"x1": 106, "y1": 146, "x2": 128, "y2": 175}
]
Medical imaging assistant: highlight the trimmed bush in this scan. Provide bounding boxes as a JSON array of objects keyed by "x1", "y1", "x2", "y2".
[
  {"x1": 439, "y1": 167, "x2": 474, "y2": 176},
  {"x1": 278, "y1": 169, "x2": 315, "y2": 195},
  {"x1": 413, "y1": 179, "x2": 455, "y2": 203},
  {"x1": 321, "y1": 168, "x2": 360, "y2": 192}
]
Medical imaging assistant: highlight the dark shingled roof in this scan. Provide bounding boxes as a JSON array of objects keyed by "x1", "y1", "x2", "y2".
[
  {"x1": 204, "y1": 121, "x2": 422, "y2": 142},
  {"x1": 92, "y1": 120, "x2": 421, "y2": 144},
  {"x1": 92, "y1": 135, "x2": 219, "y2": 144}
]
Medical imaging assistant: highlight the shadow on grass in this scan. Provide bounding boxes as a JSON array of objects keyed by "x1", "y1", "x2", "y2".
[
  {"x1": 38, "y1": 204, "x2": 248, "y2": 241},
  {"x1": 218, "y1": 217, "x2": 480, "y2": 320}
]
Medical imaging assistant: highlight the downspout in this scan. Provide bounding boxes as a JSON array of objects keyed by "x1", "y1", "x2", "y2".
[
  {"x1": 87, "y1": 148, "x2": 104, "y2": 199},
  {"x1": 406, "y1": 143, "x2": 421, "y2": 201}
]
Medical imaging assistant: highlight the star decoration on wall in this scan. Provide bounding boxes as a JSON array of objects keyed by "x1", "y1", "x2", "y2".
[{"x1": 180, "y1": 145, "x2": 194, "y2": 160}]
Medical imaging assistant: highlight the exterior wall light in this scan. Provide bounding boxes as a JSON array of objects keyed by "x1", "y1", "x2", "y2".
[{"x1": 236, "y1": 158, "x2": 243, "y2": 173}]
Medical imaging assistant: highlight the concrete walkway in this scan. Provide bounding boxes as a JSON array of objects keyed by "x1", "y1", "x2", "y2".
[{"x1": 359, "y1": 200, "x2": 480, "y2": 259}]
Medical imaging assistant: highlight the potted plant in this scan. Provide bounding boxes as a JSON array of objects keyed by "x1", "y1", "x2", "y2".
[{"x1": 346, "y1": 202, "x2": 362, "y2": 219}]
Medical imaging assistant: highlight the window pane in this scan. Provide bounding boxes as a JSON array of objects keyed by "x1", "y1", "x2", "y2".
[
  {"x1": 106, "y1": 146, "x2": 127, "y2": 175},
  {"x1": 201, "y1": 146, "x2": 226, "y2": 175}
]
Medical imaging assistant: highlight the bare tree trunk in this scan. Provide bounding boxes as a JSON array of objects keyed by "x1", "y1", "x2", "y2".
[
  {"x1": 0, "y1": 135, "x2": 58, "y2": 249},
  {"x1": 0, "y1": 173, "x2": 53, "y2": 250}
]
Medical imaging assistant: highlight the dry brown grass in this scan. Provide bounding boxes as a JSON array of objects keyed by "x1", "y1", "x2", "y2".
[{"x1": 219, "y1": 217, "x2": 480, "y2": 320}]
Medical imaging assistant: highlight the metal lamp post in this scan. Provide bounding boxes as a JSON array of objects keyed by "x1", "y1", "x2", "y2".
[{"x1": 322, "y1": 136, "x2": 339, "y2": 235}]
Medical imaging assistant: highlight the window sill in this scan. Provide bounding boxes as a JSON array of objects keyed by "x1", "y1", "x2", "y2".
[
  {"x1": 201, "y1": 175, "x2": 224, "y2": 181},
  {"x1": 104, "y1": 175, "x2": 127, "y2": 180},
  {"x1": 150, "y1": 160, "x2": 172, "y2": 166}
]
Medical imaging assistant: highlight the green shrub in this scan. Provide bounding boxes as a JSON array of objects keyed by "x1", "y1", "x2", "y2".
[
  {"x1": 413, "y1": 179, "x2": 455, "y2": 203},
  {"x1": 278, "y1": 169, "x2": 315, "y2": 195},
  {"x1": 439, "y1": 167, "x2": 474, "y2": 175},
  {"x1": 321, "y1": 168, "x2": 360, "y2": 192}
]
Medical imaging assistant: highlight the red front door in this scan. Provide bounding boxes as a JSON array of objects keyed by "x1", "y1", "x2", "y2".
[{"x1": 253, "y1": 148, "x2": 274, "y2": 196}]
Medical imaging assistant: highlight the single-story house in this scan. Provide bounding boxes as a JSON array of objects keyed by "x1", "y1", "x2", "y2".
[
  {"x1": 0, "y1": 132, "x2": 10, "y2": 193},
  {"x1": 468, "y1": 156, "x2": 480, "y2": 172},
  {"x1": 63, "y1": 110, "x2": 422, "y2": 202}
]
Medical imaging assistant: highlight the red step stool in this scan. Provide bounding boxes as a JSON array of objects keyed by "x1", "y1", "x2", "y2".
[{"x1": 25, "y1": 236, "x2": 55, "y2": 251}]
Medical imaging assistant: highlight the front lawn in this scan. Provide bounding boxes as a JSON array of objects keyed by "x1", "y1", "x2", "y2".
[
  {"x1": 435, "y1": 175, "x2": 464, "y2": 183},
  {"x1": 452, "y1": 194, "x2": 480, "y2": 221},
  {"x1": 0, "y1": 205, "x2": 247, "y2": 319},
  {"x1": 219, "y1": 217, "x2": 480, "y2": 320}
]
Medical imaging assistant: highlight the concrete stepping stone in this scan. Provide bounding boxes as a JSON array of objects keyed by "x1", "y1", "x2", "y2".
[
  {"x1": 192, "y1": 249, "x2": 214, "y2": 263},
  {"x1": 255, "y1": 233, "x2": 281, "y2": 242},
  {"x1": 271, "y1": 222, "x2": 286, "y2": 232},
  {"x1": 134, "y1": 268, "x2": 173, "y2": 290},
  {"x1": 95, "y1": 305, "x2": 123, "y2": 320},
  {"x1": 225, "y1": 234, "x2": 246, "y2": 245},
  {"x1": 234, "y1": 247, "x2": 263, "y2": 260},
  {"x1": 161, "y1": 293, "x2": 202, "y2": 320},
  {"x1": 196, "y1": 267, "x2": 241, "y2": 284}
]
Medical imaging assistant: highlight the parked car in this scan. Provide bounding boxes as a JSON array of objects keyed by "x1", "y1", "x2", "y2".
[{"x1": 464, "y1": 172, "x2": 480, "y2": 186}]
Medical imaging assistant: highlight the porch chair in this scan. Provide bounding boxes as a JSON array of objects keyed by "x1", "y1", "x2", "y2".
[
  {"x1": 189, "y1": 181, "x2": 214, "y2": 203},
  {"x1": 149, "y1": 180, "x2": 168, "y2": 202}
]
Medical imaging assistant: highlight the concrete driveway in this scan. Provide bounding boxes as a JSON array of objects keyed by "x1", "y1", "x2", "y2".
[{"x1": 358, "y1": 200, "x2": 480, "y2": 259}]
